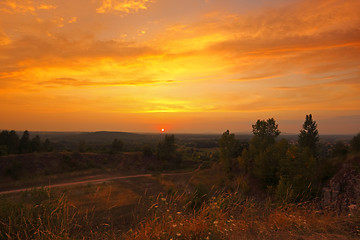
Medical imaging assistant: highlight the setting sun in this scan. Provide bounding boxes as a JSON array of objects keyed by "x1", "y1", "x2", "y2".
[{"x1": 161, "y1": 128, "x2": 165, "y2": 132}]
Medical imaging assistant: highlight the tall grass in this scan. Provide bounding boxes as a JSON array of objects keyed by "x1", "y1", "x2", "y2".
[
  {"x1": 125, "y1": 190, "x2": 360, "y2": 240},
  {"x1": 0, "y1": 187, "x2": 359, "y2": 239},
  {"x1": 0, "y1": 188, "x2": 77, "y2": 239}
]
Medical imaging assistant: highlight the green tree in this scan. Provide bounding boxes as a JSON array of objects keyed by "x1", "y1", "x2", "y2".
[
  {"x1": 276, "y1": 144, "x2": 316, "y2": 202},
  {"x1": 219, "y1": 130, "x2": 240, "y2": 172},
  {"x1": 242, "y1": 118, "x2": 282, "y2": 187},
  {"x1": 298, "y1": 114, "x2": 319, "y2": 156},
  {"x1": 251, "y1": 118, "x2": 281, "y2": 152},
  {"x1": 252, "y1": 118, "x2": 280, "y2": 139},
  {"x1": 350, "y1": 133, "x2": 360, "y2": 153}
]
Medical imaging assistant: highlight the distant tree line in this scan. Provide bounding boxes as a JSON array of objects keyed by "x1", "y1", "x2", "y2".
[
  {"x1": 219, "y1": 114, "x2": 360, "y2": 202},
  {"x1": 0, "y1": 130, "x2": 53, "y2": 155}
]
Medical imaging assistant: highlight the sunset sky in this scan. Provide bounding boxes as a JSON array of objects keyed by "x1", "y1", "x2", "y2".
[{"x1": 1, "y1": 0, "x2": 359, "y2": 134}]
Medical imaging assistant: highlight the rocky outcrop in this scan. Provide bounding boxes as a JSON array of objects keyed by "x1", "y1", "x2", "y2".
[{"x1": 321, "y1": 158, "x2": 360, "y2": 214}]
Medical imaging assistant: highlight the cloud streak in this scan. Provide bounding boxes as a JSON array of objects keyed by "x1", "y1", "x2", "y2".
[
  {"x1": 0, "y1": 0, "x2": 56, "y2": 14},
  {"x1": 96, "y1": 0, "x2": 155, "y2": 14}
]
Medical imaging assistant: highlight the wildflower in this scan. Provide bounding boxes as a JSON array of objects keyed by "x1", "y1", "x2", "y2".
[
  {"x1": 176, "y1": 233, "x2": 181, "y2": 237},
  {"x1": 213, "y1": 221, "x2": 218, "y2": 225},
  {"x1": 172, "y1": 224, "x2": 177, "y2": 228},
  {"x1": 177, "y1": 211, "x2": 181, "y2": 215},
  {"x1": 161, "y1": 198, "x2": 166, "y2": 202}
]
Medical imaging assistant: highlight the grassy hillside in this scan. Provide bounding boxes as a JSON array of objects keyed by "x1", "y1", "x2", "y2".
[{"x1": 1, "y1": 182, "x2": 359, "y2": 240}]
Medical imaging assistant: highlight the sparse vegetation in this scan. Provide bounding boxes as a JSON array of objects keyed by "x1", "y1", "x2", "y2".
[{"x1": 0, "y1": 115, "x2": 359, "y2": 239}]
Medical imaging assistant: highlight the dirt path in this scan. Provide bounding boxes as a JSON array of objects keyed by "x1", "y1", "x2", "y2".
[{"x1": 0, "y1": 167, "x2": 200, "y2": 195}]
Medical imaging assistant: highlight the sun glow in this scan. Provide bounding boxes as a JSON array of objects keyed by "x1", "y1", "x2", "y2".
[{"x1": 161, "y1": 128, "x2": 165, "y2": 132}]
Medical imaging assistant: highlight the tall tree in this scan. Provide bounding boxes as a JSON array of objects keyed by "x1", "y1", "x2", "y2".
[
  {"x1": 19, "y1": 130, "x2": 31, "y2": 153},
  {"x1": 298, "y1": 114, "x2": 319, "y2": 156},
  {"x1": 245, "y1": 118, "x2": 281, "y2": 186},
  {"x1": 252, "y1": 118, "x2": 281, "y2": 139},
  {"x1": 7, "y1": 130, "x2": 20, "y2": 154},
  {"x1": 251, "y1": 118, "x2": 281, "y2": 152},
  {"x1": 219, "y1": 130, "x2": 240, "y2": 172}
]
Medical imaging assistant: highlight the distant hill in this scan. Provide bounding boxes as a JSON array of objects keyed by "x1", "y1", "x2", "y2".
[{"x1": 30, "y1": 131, "x2": 144, "y2": 144}]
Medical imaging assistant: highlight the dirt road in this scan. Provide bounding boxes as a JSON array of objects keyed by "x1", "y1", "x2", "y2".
[{"x1": 0, "y1": 168, "x2": 200, "y2": 195}]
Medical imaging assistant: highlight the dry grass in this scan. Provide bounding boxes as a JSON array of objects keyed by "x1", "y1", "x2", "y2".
[
  {"x1": 1, "y1": 182, "x2": 359, "y2": 239},
  {"x1": 124, "y1": 191, "x2": 360, "y2": 240}
]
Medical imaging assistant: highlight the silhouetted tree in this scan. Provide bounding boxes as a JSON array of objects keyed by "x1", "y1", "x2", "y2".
[
  {"x1": 242, "y1": 118, "x2": 282, "y2": 187},
  {"x1": 252, "y1": 118, "x2": 281, "y2": 139},
  {"x1": 7, "y1": 130, "x2": 20, "y2": 154},
  {"x1": 19, "y1": 130, "x2": 31, "y2": 153},
  {"x1": 298, "y1": 114, "x2": 319, "y2": 157},
  {"x1": 251, "y1": 118, "x2": 281, "y2": 152},
  {"x1": 219, "y1": 130, "x2": 240, "y2": 172}
]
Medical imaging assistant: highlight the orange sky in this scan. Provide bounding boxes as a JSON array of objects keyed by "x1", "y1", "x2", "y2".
[{"x1": 0, "y1": 0, "x2": 359, "y2": 134}]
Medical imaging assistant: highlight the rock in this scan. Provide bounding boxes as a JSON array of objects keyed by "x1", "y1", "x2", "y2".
[{"x1": 321, "y1": 158, "x2": 360, "y2": 213}]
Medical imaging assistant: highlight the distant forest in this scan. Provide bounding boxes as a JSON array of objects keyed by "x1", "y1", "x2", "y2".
[{"x1": 0, "y1": 130, "x2": 125, "y2": 155}]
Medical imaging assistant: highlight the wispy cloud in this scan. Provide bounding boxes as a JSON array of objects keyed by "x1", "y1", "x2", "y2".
[
  {"x1": 0, "y1": 0, "x2": 56, "y2": 14},
  {"x1": 96, "y1": 0, "x2": 155, "y2": 14},
  {"x1": 41, "y1": 77, "x2": 174, "y2": 87}
]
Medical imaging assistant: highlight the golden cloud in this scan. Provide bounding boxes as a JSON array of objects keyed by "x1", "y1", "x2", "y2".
[
  {"x1": 0, "y1": 0, "x2": 56, "y2": 14},
  {"x1": 96, "y1": 0, "x2": 155, "y2": 14},
  {"x1": 40, "y1": 77, "x2": 174, "y2": 87}
]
